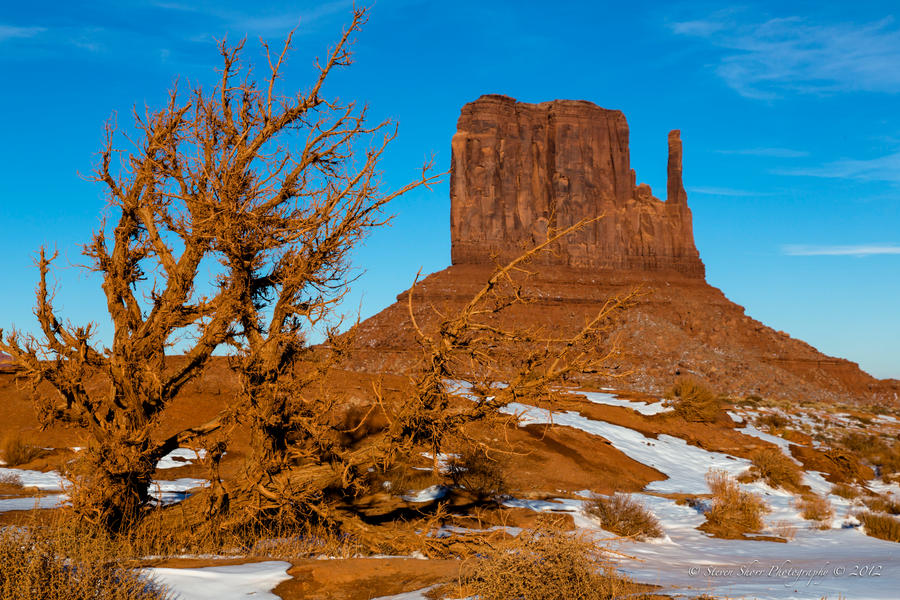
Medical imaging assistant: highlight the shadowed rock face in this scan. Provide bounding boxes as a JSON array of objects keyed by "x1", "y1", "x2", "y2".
[{"x1": 450, "y1": 95, "x2": 704, "y2": 277}]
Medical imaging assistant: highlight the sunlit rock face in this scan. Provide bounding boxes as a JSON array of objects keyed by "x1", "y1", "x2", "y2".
[
  {"x1": 346, "y1": 95, "x2": 899, "y2": 407},
  {"x1": 449, "y1": 95, "x2": 704, "y2": 277}
]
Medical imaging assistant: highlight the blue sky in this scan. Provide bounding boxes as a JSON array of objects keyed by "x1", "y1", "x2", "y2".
[{"x1": 1, "y1": 1, "x2": 898, "y2": 379}]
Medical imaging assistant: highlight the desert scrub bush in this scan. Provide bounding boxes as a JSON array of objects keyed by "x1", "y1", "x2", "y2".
[
  {"x1": 797, "y1": 494, "x2": 834, "y2": 528},
  {"x1": 749, "y1": 447, "x2": 802, "y2": 490},
  {"x1": 772, "y1": 519, "x2": 797, "y2": 540},
  {"x1": 831, "y1": 483, "x2": 861, "y2": 499},
  {"x1": 460, "y1": 520, "x2": 640, "y2": 600},
  {"x1": 857, "y1": 511, "x2": 900, "y2": 543},
  {"x1": 585, "y1": 493, "x2": 663, "y2": 540},
  {"x1": 837, "y1": 432, "x2": 900, "y2": 476},
  {"x1": 0, "y1": 527, "x2": 170, "y2": 600},
  {"x1": 1, "y1": 434, "x2": 42, "y2": 467},
  {"x1": 446, "y1": 447, "x2": 506, "y2": 500},
  {"x1": 664, "y1": 378, "x2": 722, "y2": 423},
  {"x1": 755, "y1": 412, "x2": 790, "y2": 431},
  {"x1": 862, "y1": 495, "x2": 900, "y2": 515},
  {"x1": 704, "y1": 469, "x2": 769, "y2": 535},
  {"x1": 0, "y1": 471, "x2": 23, "y2": 494},
  {"x1": 841, "y1": 432, "x2": 878, "y2": 454}
]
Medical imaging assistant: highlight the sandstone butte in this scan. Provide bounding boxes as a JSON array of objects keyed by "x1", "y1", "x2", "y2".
[{"x1": 354, "y1": 94, "x2": 898, "y2": 406}]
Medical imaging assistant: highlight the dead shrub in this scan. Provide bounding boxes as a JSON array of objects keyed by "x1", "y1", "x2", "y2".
[
  {"x1": 446, "y1": 447, "x2": 506, "y2": 500},
  {"x1": 0, "y1": 527, "x2": 170, "y2": 600},
  {"x1": 797, "y1": 494, "x2": 834, "y2": 528},
  {"x1": 831, "y1": 483, "x2": 861, "y2": 499},
  {"x1": 755, "y1": 412, "x2": 790, "y2": 431},
  {"x1": 460, "y1": 519, "x2": 640, "y2": 600},
  {"x1": 879, "y1": 448, "x2": 900, "y2": 477},
  {"x1": 585, "y1": 493, "x2": 663, "y2": 540},
  {"x1": 664, "y1": 379, "x2": 722, "y2": 423},
  {"x1": 772, "y1": 519, "x2": 797, "y2": 540},
  {"x1": 863, "y1": 495, "x2": 900, "y2": 516},
  {"x1": 0, "y1": 472, "x2": 24, "y2": 496},
  {"x1": 26, "y1": 500, "x2": 361, "y2": 566},
  {"x1": 1, "y1": 434, "x2": 42, "y2": 467},
  {"x1": 841, "y1": 432, "x2": 875, "y2": 453},
  {"x1": 749, "y1": 447, "x2": 802, "y2": 490},
  {"x1": 824, "y1": 448, "x2": 870, "y2": 482},
  {"x1": 704, "y1": 469, "x2": 769, "y2": 535},
  {"x1": 839, "y1": 433, "x2": 900, "y2": 477},
  {"x1": 857, "y1": 511, "x2": 900, "y2": 543}
]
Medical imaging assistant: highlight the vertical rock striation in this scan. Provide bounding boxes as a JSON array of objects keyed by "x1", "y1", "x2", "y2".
[{"x1": 450, "y1": 95, "x2": 705, "y2": 277}]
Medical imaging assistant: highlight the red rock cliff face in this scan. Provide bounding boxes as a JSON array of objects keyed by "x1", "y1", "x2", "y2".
[{"x1": 450, "y1": 95, "x2": 704, "y2": 277}]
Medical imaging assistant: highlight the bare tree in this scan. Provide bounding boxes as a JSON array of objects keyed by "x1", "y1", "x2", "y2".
[{"x1": 0, "y1": 7, "x2": 436, "y2": 531}]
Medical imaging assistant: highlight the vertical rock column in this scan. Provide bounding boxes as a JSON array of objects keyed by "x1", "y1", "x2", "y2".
[{"x1": 667, "y1": 130, "x2": 688, "y2": 205}]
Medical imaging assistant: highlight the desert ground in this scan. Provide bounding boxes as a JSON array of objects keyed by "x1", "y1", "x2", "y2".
[{"x1": 2, "y1": 360, "x2": 900, "y2": 599}]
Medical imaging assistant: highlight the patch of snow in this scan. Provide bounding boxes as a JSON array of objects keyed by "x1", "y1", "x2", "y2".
[
  {"x1": 501, "y1": 496, "x2": 600, "y2": 530},
  {"x1": 0, "y1": 466, "x2": 208, "y2": 506},
  {"x1": 432, "y1": 524, "x2": 523, "y2": 538},
  {"x1": 402, "y1": 485, "x2": 449, "y2": 503},
  {"x1": 143, "y1": 560, "x2": 292, "y2": 600},
  {"x1": 149, "y1": 478, "x2": 210, "y2": 505},
  {"x1": 737, "y1": 423, "x2": 799, "y2": 456},
  {"x1": 415, "y1": 452, "x2": 458, "y2": 473},
  {"x1": 370, "y1": 586, "x2": 439, "y2": 600},
  {"x1": 575, "y1": 390, "x2": 673, "y2": 415},
  {"x1": 0, "y1": 494, "x2": 66, "y2": 512},
  {"x1": 156, "y1": 448, "x2": 207, "y2": 470},
  {"x1": 0, "y1": 468, "x2": 66, "y2": 490},
  {"x1": 867, "y1": 479, "x2": 900, "y2": 499},
  {"x1": 502, "y1": 402, "x2": 751, "y2": 494}
]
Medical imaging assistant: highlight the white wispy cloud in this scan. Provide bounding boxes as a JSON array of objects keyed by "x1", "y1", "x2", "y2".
[
  {"x1": 0, "y1": 24, "x2": 46, "y2": 42},
  {"x1": 776, "y1": 151, "x2": 900, "y2": 182},
  {"x1": 783, "y1": 244, "x2": 900, "y2": 257},
  {"x1": 717, "y1": 147, "x2": 809, "y2": 158},
  {"x1": 687, "y1": 186, "x2": 766, "y2": 197},
  {"x1": 670, "y1": 13, "x2": 900, "y2": 99},
  {"x1": 147, "y1": 0, "x2": 354, "y2": 34}
]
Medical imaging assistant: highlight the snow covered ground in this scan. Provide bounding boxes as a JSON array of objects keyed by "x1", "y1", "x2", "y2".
[
  {"x1": 576, "y1": 390, "x2": 673, "y2": 416},
  {"x1": 156, "y1": 448, "x2": 208, "y2": 469},
  {"x1": 499, "y1": 398, "x2": 900, "y2": 600},
  {"x1": 3, "y1": 386, "x2": 898, "y2": 599},
  {"x1": 0, "y1": 467, "x2": 67, "y2": 490},
  {"x1": 402, "y1": 484, "x2": 450, "y2": 503}
]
